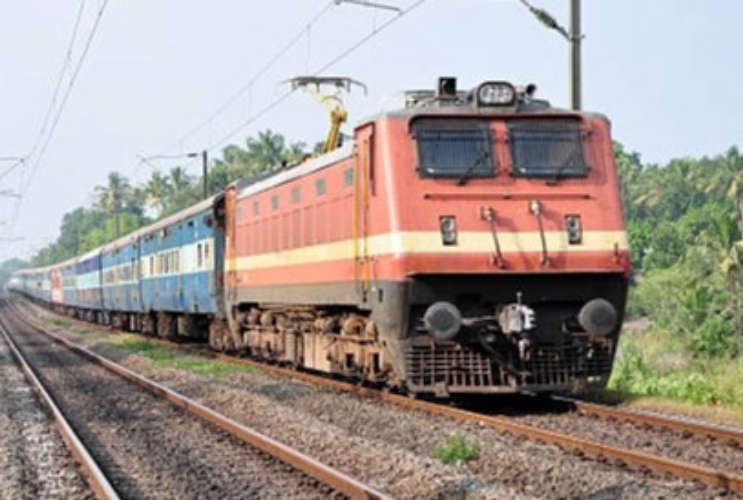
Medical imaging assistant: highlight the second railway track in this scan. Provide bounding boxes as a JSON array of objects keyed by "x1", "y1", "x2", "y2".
[{"x1": 0, "y1": 300, "x2": 388, "y2": 500}]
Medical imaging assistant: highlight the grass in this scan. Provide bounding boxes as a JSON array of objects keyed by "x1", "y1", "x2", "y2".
[
  {"x1": 432, "y1": 435, "x2": 480, "y2": 465},
  {"x1": 110, "y1": 337, "x2": 257, "y2": 378},
  {"x1": 600, "y1": 322, "x2": 743, "y2": 426},
  {"x1": 49, "y1": 316, "x2": 72, "y2": 328}
]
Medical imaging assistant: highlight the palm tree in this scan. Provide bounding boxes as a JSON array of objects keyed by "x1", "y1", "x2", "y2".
[
  {"x1": 93, "y1": 172, "x2": 132, "y2": 237},
  {"x1": 144, "y1": 170, "x2": 172, "y2": 217},
  {"x1": 703, "y1": 147, "x2": 743, "y2": 222},
  {"x1": 246, "y1": 130, "x2": 286, "y2": 170},
  {"x1": 169, "y1": 166, "x2": 193, "y2": 193}
]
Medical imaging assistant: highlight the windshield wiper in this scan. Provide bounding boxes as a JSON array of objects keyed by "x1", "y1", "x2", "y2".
[
  {"x1": 456, "y1": 149, "x2": 489, "y2": 186},
  {"x1": 546, "y1": 151, "x2": 582, "y2": 185}
]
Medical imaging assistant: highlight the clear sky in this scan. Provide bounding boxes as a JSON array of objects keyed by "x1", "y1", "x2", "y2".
[{"x1": 1, "y1": 1, "x2": 741, "y2": 261}]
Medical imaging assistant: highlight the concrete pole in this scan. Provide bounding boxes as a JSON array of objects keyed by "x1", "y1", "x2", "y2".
[{"x1": 570, "y1": 0, "x2": 582, "y2": 110}]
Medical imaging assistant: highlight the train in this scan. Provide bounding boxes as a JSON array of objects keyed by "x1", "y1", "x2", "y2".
[{"x1": 9, "y1": 77, "x2": 631, "y2": 397}]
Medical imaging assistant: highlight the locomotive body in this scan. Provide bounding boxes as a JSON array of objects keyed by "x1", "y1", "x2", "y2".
[
  {"x1": 218, "y1": 79, "x2": 631, "y2": 395},
  {"x1": 10, "y1": 79, "x2": 630, "y2": 396}
]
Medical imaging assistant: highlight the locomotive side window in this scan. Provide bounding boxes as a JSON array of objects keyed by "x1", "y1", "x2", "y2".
[
  {"x1": 413, "y1": 120, "x2": 495, "y2": 178},
  {"x1": 508, "y1": 119, "x2": 587, "y2": 178},
  {"x1": 316, "y1": 178, "x2": 326, "y2": 196},
  {"x1": 343, "y1": 168, "x2": 354, "y2": 187}
]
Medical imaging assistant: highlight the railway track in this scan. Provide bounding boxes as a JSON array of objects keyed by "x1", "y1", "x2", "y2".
[
  {"x1": 14, "y1": 298, "x2": 743, "y2": 495},
  {"x1": 0, "y1": 301, "x2": 388, "y2": 500},
  {"x1": 0, "y1": 314, "x2": 107, "y2": 499},
  {"x1": 549, "y1": 394, "x2": 743, "y2": 447}
]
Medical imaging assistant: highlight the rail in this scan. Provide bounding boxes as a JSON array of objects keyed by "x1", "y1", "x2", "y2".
[
  {"x1": 0, "y1": 314, "x2": 120, "y2": 500},
  {"x1": 4, "y1": 303, "x2": 390, "y2": 500},
  {"x1": 550, "y1": 394, "x2": 743, "y2": 447}
]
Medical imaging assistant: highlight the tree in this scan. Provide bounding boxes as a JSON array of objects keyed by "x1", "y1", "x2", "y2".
[
  {"x1": 144, "y1": 170, "x2": 172, "y2": 217},
  {"x1": 702, "y1": 147, "x2": 743, "y2": 223},
  {"x1": 169, "y1": 166, "x2": 193, "y2": 193},
  {"x1": 93, "y1": 172, "x2": 133, "y2": 238}
]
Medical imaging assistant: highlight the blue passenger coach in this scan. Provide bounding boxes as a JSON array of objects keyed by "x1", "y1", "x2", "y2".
[
  {"x1": 101, "y1": 234, "x2": 141, "y2": 328},
  {"x1": 60, "y1": 257, "x2": 78, "y2": 309},
  {"x1": 75, "y1": 249, "x2": 103, "y2": 321},
  {"x1": 9, "y1": 194, "x2": 225, "y2": 342},
  {"x1": 139, "y1": 194, "x2": 223, "y2": 338}
]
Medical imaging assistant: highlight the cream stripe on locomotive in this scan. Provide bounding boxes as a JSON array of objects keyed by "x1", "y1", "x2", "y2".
[{"x1": 229, "y1": 230, "x2": 629, "y2": 271}]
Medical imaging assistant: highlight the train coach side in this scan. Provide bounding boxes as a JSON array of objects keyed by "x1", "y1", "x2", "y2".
[
  {"x1": 139, "y1": 194, "x2": 224, "y2": 339},
  {"x1": 75, "y1": 249, "x2": 103, "y2": 322}
]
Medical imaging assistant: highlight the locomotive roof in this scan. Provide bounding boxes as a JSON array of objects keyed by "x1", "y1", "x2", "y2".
[
  {"x1": 358, "y1": 102, "x2": 609, "y2": 124},
  {"x1": 233, "y1": 142, "x2": 354, "y2": 200}
]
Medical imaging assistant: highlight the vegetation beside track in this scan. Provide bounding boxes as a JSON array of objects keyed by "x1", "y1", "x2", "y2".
[
  {"x1": 110, "y1": 337, "x2": 257, "y2": 378},
  {"x1": 432, "y1": 435, "x2": 481, "y2": 466},
  {"x1": 608, "y1": 144, "x2": 743, "y2": 412}
]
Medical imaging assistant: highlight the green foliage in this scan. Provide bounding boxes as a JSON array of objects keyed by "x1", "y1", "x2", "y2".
[
  {"x1": 432, "y1": 435, "x2": 480, "y2": 465},
  {"x1": 609, "y1": 336, "x2": 737, "y2": 406},
  {"x1": 615, "y1": 142, "x2": 743, "y2": 408}
]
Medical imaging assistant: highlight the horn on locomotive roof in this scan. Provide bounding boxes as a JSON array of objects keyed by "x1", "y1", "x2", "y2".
[{"x1": 286, "y1": 76, "x2": 367, "y2": 155}]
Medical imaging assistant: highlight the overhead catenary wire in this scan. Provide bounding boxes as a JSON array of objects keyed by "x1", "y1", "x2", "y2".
[
  {"x1": 9, "y1": 0, "x2": 110, "y2": 235},
  {"x1": 25, "y1": 0, "x2": 88, "y2": 164},
  {"x1": 159, "y1": 1, "x2": 336, "y2": 155},
  {"x1": 0, "y1": 158, "x2": 25, "y2": 184},
  {"x1": 205, "y1": 0, "x2": 428, "y2": 154}
]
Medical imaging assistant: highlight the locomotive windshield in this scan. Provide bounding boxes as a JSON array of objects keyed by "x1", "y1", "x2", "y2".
[
  {"x1": 414, "y1": 120, "x2": 495, "y2": 178},
  {"x1": 508, "y1": 119, "x2": 587, "y2": 179}
]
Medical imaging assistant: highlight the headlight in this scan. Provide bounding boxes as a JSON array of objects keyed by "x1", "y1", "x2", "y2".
[
  {"x1": 565, "y1": 214, "x2": 582, "y2": 244},
  {"x1": 439, "y1": 216, "x2": 457, "y2": 245},
  {"x1": 477, "y1": 81, "x2": 516, "y2": 106}
]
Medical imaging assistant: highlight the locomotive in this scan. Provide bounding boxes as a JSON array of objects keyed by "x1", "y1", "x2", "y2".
[{"x1": 10, "y1": 77, "x2": 630, "y2": 397}]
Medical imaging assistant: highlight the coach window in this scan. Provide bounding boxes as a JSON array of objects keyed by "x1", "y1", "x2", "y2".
[
  {"x1": 197, "y1": 244, "x2": 203, "y2": 268},
  {"x1": 253, "y1": 201, "x2": 260, "y2": 216},
  {"x1": 316, "y1": 178, "x2": 326, "y2": 196},
  {"x1": 149, "y1": 256, "x2": 154, "y2": 276},
  {"x1": 271, "y1": 195, "x2": 279, "y2": 210},
  {"x1": 292, "y1": 186, "x2": 301, "y2": 203},
  {"x1": 204, "y1": 241, "x2": 210, "y2": 266}
]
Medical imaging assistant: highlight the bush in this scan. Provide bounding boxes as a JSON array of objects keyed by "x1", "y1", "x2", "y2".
[
  {"x1": 691, "y1": 314, "x2": 733, "y2": 358},
  {"x1": 432, "y1": 435, "x2": 480, "y2": 465},
  {"x1": 610, "y1": 337, "x2": 734, "y2": 406}
]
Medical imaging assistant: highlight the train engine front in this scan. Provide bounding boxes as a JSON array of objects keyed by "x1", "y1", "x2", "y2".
[{"x1": 363, "y1": 78, "x2": 631, "y2": 396}]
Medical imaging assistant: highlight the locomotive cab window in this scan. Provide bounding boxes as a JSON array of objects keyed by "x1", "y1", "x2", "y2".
[
  {"x1": 508, "y1": 119, "x2": 587, "y2": 179},
  {"x1": 413, "y1": 120, "x2": 495, "y2": 179}
]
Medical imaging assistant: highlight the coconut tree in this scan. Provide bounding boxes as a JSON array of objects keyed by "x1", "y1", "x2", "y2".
[
  {"x1": 169, "y1": 166, "x2": 193, "y2": 193},
  {"x1": 144, "y1": 170, "x2": 172, "y2": 217},
  {"x1": 703, "y1": 147, "x2": 743, "y2": 223},
  {"x1": 93, "y1": 172, "x2": 132, "y2": 237}
]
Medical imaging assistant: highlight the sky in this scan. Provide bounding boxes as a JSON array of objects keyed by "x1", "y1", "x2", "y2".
[{"x1": 1, "y1": 0, "x2": 741, "y2": 261}]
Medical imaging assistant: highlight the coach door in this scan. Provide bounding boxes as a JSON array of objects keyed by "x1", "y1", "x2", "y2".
[{"x1": 354, "y1": 124, "x2": 374, "y2": 303}]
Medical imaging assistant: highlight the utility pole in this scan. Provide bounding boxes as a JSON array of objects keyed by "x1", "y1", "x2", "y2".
[
  {"x1": 202, "y1": 150, "x2": 208, "y2": 199},
  {"x1": 519, "y1": 0, "x2": 582, "y2": 110},
  {"x1": 570, "y1": 0, "x2": 581, "y2": 111}
]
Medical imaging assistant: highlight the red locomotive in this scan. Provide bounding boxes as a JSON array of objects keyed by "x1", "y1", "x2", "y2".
[{"x1": 211, "y1": 77, "x2": 630, "y2": 396}]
